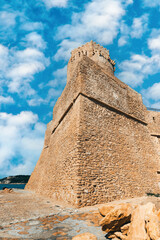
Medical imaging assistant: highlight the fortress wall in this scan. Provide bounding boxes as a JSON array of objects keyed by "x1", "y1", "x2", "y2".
[
  {"x1": 146, "y1": 111, "x2": 160, "y2": 136},
  {"x1": 77, "y1": 57, "x2": 146, "y2": 123},
  {"x1": 77, "y1": 95, "x2": 159, "y2": 206},
  {"x1": 26, "y1": 97, "x2": 82, "y2": 206},
  {"x1": 146, "y1": 111, "x2": 160, "y2": 161},
  {"x1": 51, "y1": 56, "x2": 146, "y2": 134},
  {"x1": 52, "y1": 68, "x2": 82, "y2": 129},
  {"x1": 26, "y1": 48, "x2": 160, "y2": 207}
]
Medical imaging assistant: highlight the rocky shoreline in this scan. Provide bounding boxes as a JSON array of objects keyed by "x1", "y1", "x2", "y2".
[{"x1": 0, "y1": 175, "x2": 30, "y2": 184}]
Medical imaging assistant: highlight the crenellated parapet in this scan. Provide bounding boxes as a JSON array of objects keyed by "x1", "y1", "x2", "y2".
[{"x1": 67, "y1": 41, "x2": 116, "y2": 82}]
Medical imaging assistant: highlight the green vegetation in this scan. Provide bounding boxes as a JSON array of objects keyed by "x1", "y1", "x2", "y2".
[{"x1": 0, "y1": 175, "x2": 30, "y2": 184}]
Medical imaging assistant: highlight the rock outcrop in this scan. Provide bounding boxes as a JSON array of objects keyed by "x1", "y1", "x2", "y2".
[
  {"x1": 99, "y1": 202, "x2": 160, "y2": 240},
  {"x1": 99, "y1": 203, "x2": 133, "y2": 232}
]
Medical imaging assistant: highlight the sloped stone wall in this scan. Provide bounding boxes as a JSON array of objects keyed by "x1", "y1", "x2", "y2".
[
  {"x1": 26, "y1": 43, "x2": 160, "y2": 207},
  {"x1": 76, "y1": 95, "x2": 159, "y2": 206}
]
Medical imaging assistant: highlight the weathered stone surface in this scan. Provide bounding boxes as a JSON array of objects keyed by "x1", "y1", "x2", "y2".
[
  {"x1": 127, "y1": 204, "x2": 148, "y2": 240},
  {"x1": 120, "y1": 222, "x2": 130, "y2": 234},
  {"x1": 127, "y1": 203, "x2": 160, "y2": 240},
  {"x1": 114, "y1": 231, "x2": 127, "y2": 240},
  {"x1": 72, "y1": 232, "x2": 97, "y2": 240},
  {"x1": 25, "y1": 41, "x2": 160, "y2": 207},
  {"x1": 157, "y1": 209, "x2": 160, "y2": 221},
  {"x1": 145, "y1": 203, "x2": 160, "y2": 240},
  {"x1": 100, "y1": 203, "x2": 133, "y2": 232},
  {"x1": 99, "y1": 204, "x2": 115, "y2": 217}
]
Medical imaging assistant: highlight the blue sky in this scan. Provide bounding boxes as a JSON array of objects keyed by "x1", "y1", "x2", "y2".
[{"x1": 0, "y1": 0, "x2": 160, "y2": 178}]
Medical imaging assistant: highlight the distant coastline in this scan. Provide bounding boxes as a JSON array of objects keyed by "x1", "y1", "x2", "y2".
[{"x1": 0, "y1": 175, "x2": 30, "y2": 184}]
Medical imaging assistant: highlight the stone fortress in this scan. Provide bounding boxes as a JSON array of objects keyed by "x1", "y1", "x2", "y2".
[{"x1": 26, "y1": 41, "x2": 160, "y2": 207}]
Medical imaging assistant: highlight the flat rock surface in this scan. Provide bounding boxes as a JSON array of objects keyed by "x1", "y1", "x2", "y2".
[{"x1": 0, "y1": 189, "x2": 160, "y2": 239}]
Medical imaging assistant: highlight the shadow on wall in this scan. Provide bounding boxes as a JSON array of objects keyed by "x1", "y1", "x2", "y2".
[{"x1": 146, "y1": 192, "x2": 160, "y2": 197}]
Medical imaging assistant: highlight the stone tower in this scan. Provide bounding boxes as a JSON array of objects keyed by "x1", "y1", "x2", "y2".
[{"x1": 25, "y1": 41, "x2": 160, "y2": 207}]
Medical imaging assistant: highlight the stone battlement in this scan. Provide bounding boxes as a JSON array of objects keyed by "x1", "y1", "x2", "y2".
[
  {"x1": 71, "y1": 41, "x2": 115, "y2": 68},
  {"x1": 67, "y1": 41, "x2": 116, "y2": 82}
]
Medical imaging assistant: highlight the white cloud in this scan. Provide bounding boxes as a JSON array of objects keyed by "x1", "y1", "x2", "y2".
[
  {"x1": 118, "y1": 53, "x2": 160, "y2": 87},
  {"x1": 54, "y1": 40, "x2": 82, "y2": 61},
  {"x1": 0, "y1": 111, "x2": 45, "y2": 178},
  {"x1": 41, "y1": 0, "x2": 68, "y2": 8},
  {"x1": 53, "y1": 65, "x2": 67, "y2": 81},
  {"x1": 54, "y1": 0, "x2": 132, "y2": 60},
  {"x1": 151, "y1": 102, "x2": 160, "y2": 108},
  {"x1": 0, "y1": 44, "x2": 8, "y2": 71},
  {"x1": 141, "y1": 82, "x2": 160, "y2": 109},
  {"x1": 0, "y1": 96, "x2": 14, "y2": 105},
  {"x1": 118, "y1": 37, "x2": 128, "y2": 46},
  {"x1": 118, "y1": 14, "x2": 148, "y2": 46},
  {"x1": 27, "y1": 97, "x2": 46, "y2": 106},
  {"x1": 143, "y1": 0, "x2": 160, "y2": 7},
  {"x1": 7, "y1": 47, "x2": 49, "y2": 93},
  {"x1": 0, "y1": 43, "x2": 49, "y2": 96},
  {"x1": 148, "y1": 30, "x2": 160, "y2": 52},
  {"x1": 21, "y1": 21, "x2": 44, "y2": 31},
  {"x1": 37, "y1": 65, "x2": 67, "y2": 106},
  {"x1": 131, "y1": 14, "x2": 148, "y2": 38},
  {"x1": 148, "y1": 36, "x2": 160, "y2": 50},
  {"x1": 0, "y1": 11, "x2": 17, "y2": 28},
  {"x1": 16, "y1": 48, "x2": 44, "y2": 60},
  {"x1": 8, "y1": 62, "x2": 44, "y2": 80},
  {"x1": 118, "y1": 71, "x2": 144, "y2": 87},
  {"x1": 0, "y1": 10, "x2": 19, "y2": 41},
  {"x1": 142, "y1": 82, "x2": 160, "y2": 101},
  {"x1": 23, "y1": 32, "x2": 47, "y2": 49},
  {"x1": 118, "y1": 21, "x2": 129, "y2": 46}
]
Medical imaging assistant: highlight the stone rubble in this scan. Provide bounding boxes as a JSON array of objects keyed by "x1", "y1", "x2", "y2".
[
  {"x1": 2, "y1": 187, "x2": 13, "y2": 193},
  {"x1": 99, "y1": 202, "x2": 160, "y2": 240},
  {"x1": 73, "y1": 202, "x2": 160, "y2": 240}
]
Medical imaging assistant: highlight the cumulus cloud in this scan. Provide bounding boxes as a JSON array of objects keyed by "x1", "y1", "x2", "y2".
[
  {"x1": 37, "y1": 65, "x2": 67, "y2": 106},
  {"x1": 41, "y1": 0, "x2": 68, "y2": 8},
  {"x1": 148, "y1": 36, "x2": 160, "y2": 50},
  {"x1": 151, "y1": 102, "x2": 160, "y2": 108},
  {"x1": 6, "y1": 47, "x2": 49, "y2": 94},
  {"x1": 118, "y1": 14, "x2": 149, "y2": 46},
  {"x1": 0, "y1": 44, "x2": 8, "y2": 72},
  {"x1": 0, "y1": 10, "x2": 20, "y2": 41},
  {"x1": 21, "y1": 21, "x2": 44, "y2": 31},
  {"x1": 0, "y1": 96, "x2": 14, "y2": 105},
  {"x1": 148, "y1": 29, "x2": 160, "y2": 52},
  {"x1": 0, "y1": 111, "x2": 45, "y2": 178},
  {"x1": 130, "y1": 14, "x2": 148, "y2": 38},
  {"x1": 54, "y1": 40, "x2": 81, "y2": 61},
  {"x1": 54, "y1": 0, "x2": 132, "y2": 60},
  {"x1": 141, "y1": 82, "x2": 160, "y2": 108},
  {"x1": 0, "y1": 36, "x2": 49, "y2": 98},
  {"x1": 27, "y1": 97, "x2": 46, "y2": 107},
  {"x1": 142, "y1": 82, "x2": 160, "y2": 101},
  {"x1": 0, "y1": 11, "x2": 17, "y2": 28},
  {"x1": 118, "y1": 54, "x2": 160, "y2": 87},
  {"x1": 22, "y1": 32, "x2": 47, "y2": 49},
  {"x1": 143, "y1": 0, "x2": 160, "y2": 7}
]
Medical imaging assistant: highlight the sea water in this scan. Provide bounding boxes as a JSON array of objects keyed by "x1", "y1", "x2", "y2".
[{"x1": 0, "y1": 184, "x2": 25, "y2": 190}]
